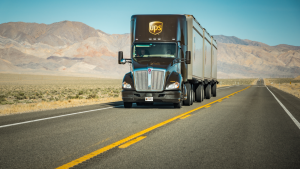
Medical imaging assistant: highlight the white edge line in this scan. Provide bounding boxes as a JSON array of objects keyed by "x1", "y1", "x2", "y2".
[
  {"x1": 265, "y1": 85, "x2": 300, "y2": 130},
  {"x1": 217, "y1": 86, "x2": 233, "y2": 90},
  {"x1": 0, "y1": 105, "x2": 124, "y2": 129}
]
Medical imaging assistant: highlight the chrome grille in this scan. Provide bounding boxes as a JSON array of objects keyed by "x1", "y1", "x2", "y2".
[
  {"x1": 134, "y1": 69, "x2": 165, "y2": 91},
  {"x1": 135, "y1": 71, "x2": 148, "y2": 91},
  {"x1": 151, "y1": 70, "x2": 164, "y2": 90}
]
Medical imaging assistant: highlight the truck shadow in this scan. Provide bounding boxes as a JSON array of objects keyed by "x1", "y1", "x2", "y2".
[
  {"x1": 102, "y1": 101, "x2": 124, "y2": 107},
  {"x1": 114, "y1": 102, "x2": 175, "y2": 109}
]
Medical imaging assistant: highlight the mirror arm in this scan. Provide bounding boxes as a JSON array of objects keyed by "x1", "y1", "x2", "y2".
[{"x1": 121, "y1": 59, "x2": 132, "y2": 64}]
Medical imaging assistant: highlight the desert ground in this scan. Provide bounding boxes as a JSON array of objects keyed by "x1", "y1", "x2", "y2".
[
  {"x1": 217, "y1": 78, "x2": 257, "y2": 87},
  {"x1": 265, "y1": 77, "x2": 300, "y2": 99},
  {"x1": 0, "y1": 73, "x2": 257, "y2": 116},
  {"x1": 0, "y1": 73, "x2": 122, "y2": 116}
]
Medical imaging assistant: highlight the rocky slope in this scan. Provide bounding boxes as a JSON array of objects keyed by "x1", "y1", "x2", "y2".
[
  {"x1": 0, "y1": 21, "x2": 130, "y2": 78},
  {"x1": 214, "y1": 35, "x2": 300, "y2": 78},
  {"x1": 0, "y1": 21, "x2": 299, "y2": 79}
]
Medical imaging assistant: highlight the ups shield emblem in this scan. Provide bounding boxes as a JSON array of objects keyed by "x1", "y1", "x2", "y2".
[{"x1": 149, "y1": 21, "x2": 163, "y2": 35}]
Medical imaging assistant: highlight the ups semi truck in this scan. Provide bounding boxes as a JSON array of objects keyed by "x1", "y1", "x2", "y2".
[{"x1": 118, "y1": 14, "x2": 218, "y2": 108}]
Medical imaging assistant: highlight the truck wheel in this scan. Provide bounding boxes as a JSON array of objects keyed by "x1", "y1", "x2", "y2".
[
  {"x1": 191, "y1": 84, "x2": 194, "y2": 105},
  {"x1": 124, "y1": 102, "x2": 132, "y2": 108},
  {"x1": 201, "y1": 85, "x2": 204, "y2": 101},
  {"x1": 174, "y1": 101, "x2": 182, "y2": 108},
  {"x1": 193, "y1": 84, "x2": 195, "y2": 103},
  {"x1": 205, "y1": 84, "x2": 211, "y2": 99},
  {"x1": 212, "y1": 83, "x2": 217, "y2": 97},
  {"x1": 195, "y1": 84, "x2": 202, "y2": 102},
  {"x1": 183, "y1": 83, "x2": 192, "y2": 106}
]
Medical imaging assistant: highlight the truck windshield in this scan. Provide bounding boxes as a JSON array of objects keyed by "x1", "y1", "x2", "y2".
[{"x1": 133, "y1": 43, "x2": 176, "y2": 58}]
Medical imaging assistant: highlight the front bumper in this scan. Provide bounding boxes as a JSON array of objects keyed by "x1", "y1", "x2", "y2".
[{"x1": 122, "y1": 90, "x2": 182, "y2": 103}]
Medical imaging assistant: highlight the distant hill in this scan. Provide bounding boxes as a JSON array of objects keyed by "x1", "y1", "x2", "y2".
[
  {"x1": 213, "y1": 35, "x2": 250, "y2": 46},
  {"x1": 213, "y1": 35, "x2": 300, "y2": 78},
  {"x1": 0, "y1": 21, "x2": 299, "y2": 78},
  {"x1": 213, "y1": 35, "x2": 269, "y2": 47},
  {"x1": 0, "y1": 21, "x2": 100, "y2": 46},
  {"x1": 0, "y1": 21, "x2": 130, "y2": 78}
]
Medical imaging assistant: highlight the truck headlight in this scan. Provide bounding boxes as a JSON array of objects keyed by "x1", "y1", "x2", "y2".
[
  {"x1": 166, "y1": 82, "x2": 180, "y2": 89},
  {"x1": 122, "y1": 81, "x2": 132, "y2": 89}
]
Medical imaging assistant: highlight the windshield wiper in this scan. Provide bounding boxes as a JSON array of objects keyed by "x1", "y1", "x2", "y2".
[{"x1": 135, "y1": 59, "x2": 150, "y2": 62}]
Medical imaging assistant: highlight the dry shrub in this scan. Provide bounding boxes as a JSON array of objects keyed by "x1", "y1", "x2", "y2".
[
  {"x1": 0, "y1": 97, "x2": 122, "y2": 116},
  {"x1": 265, "y1": 78, "x2": 300, "y2": 99},
  {"x1": 0, "y1": 73, "x2": 123, "y2": 116},
  {"x1": 217, "y1": 78, "x2": 257, "y2": 87}
]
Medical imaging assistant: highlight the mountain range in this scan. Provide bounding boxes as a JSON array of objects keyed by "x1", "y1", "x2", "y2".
[{"x1": 0, "y1": 21, "x2": 299, "y2": 79}]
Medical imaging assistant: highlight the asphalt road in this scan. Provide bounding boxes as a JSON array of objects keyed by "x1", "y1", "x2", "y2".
[{"x1": 1, "y1": 80, "x2": 300, "y2": 169}]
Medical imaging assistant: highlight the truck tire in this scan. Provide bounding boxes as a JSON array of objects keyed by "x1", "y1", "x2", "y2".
[
  {"x1": 193, "y1": 84, "x2": 195, "y2": 103},
  {"x1": 195, "y1": 84, "x2": 202, "y2": 102},
  {"x1": 183, "y1": 83, "x2": 192, "y2": 106},
  {"x1": 212, "y1": 83, "x2": 217, "y2": 97},
  {"x1": 201, "y1": 85, "x2": 204, "y2": 101},
  {"x1": 191, "y1": 84, "x2": 194, "y2": 105},
  {"x1": 174, "y1": 101, "x2": 182, "y2": 108},
  {"x1": 124, "y1": 102, "x2": 132, "y2": 108},
  {"x1": 205, "y1": 84, "x2": 211, "y2": 99}
]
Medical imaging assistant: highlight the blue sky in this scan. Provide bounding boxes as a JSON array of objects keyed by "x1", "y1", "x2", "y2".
[{"x1": 1, "y1": 0, "x2": 299, "y2": 46}]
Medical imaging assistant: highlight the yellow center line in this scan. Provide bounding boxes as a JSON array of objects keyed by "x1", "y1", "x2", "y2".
[
  {"x1": 180, "y1": 114, "x2": 191, "y2": 119},
  {"x1": 58, "y1": 137, "x2": 111, "y2": 161},
  {"x1": 119, "y1": 136, "x2": 147, "y2": 148},
  {"x1": 56, "y1": 86, "x2": 250, "y2": 169}
]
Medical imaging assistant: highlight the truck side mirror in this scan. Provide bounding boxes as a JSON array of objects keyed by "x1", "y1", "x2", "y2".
[
  {"x1": 186, "y1": 51, "x2": 191, "y2": 64},
  {"x1": 118, "y1": 51, "x2": 123, "y2": 64}
]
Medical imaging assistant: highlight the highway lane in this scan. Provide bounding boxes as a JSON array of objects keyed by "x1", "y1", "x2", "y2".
[
  {"x1": 1, "y1": 82, "x2": 300, "y2": 169},
  {"x1": 0, "y1": 85, "x2": 242, "y2": 169}
]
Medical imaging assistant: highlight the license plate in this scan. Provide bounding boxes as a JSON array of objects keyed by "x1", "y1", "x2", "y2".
[{"x1": 145, "y1": 97, "x2": 153, "y2": 101}]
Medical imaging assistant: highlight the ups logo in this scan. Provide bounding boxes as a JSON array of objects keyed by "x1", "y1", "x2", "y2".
[{"x1": 149, "y1": 21, "x2": 163, "y2": 35}]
